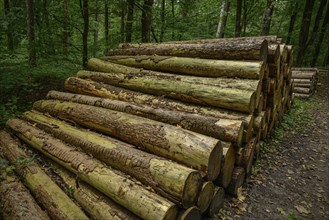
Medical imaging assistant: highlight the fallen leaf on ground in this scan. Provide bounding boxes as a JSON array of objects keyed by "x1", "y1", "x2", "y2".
[
  {"x1": 277, "y1": 207, "x2": 287, "y2": 215},
  {"x1": 294, "y1": 205, "x2": 311, "y2": 214}
]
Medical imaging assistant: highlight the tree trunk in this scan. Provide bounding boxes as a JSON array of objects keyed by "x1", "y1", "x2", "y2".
[
  {"x1": 6, "y1": 119, "x2": 178, "y2": 220},
  {"x1": 204, "y1": 187, "x2": 225, "y2": 216},
  {"x1": 46, "y1": 90, "x2": 244, "y2": 146},
  {"x1": 23, "y1": 110, "x2": 203, "y2": 207},
  {"x1": 77, "y1": 70, "x2": 257, "y2": 113},
  {"x1": 242, "y1": 0, "x2": 247, "y2": 35},
  {"x1": 33, "y1": 100, "x2": 222, "y2": 180},
  {"x1": 0, "y1": 130, "x2": 89, "y2": 220},
  {"x1": 297, "y1": 0, "x2": 316, "y2": 66},
  {"x1": 261, "y1": 0, "x2": 274, "y2": 35},
  {"x1": 142, "y1": 0, "x2": 154, "y2": 42},
  {"x1": 82, "y1": 0, "x2": 89, "y2": 68},
  {"x1": 226, "y1": 167, "x2": 245, "y2": 195},
  {"x1": 54, "y1": 166, "x2": 140, "y2": 220},
  {"x1": 126, "y1": 0, "x2": 134, "y2": 42},
  {"x1": 286, "y1": 2, "x2": 298, "y2": 44},
  {"x1": 177, "y1": 207, "x2": 201, "y2": 220},
  {"x1": 215, "y1": 142, "x2": 236, "y2": 188},
  {"x1": 4, "y1": 0, "x2": 14, "y2": 51},
  {"x1": 63, "y1": 77, "x2": 255, "y2": 131},
  {"x1": 196, "y1": 182, "x2": 215, "y2": 213},
  {"x1": 26, "y1": 0, "x2": 36, "y2": 66},
  {"x1": 120, "y1": 1, "x2": 126, "y2": 43},
  {"x1": 311, "y1": 3, "x2": 329, "y2": 66},
  {"x1": 101, "y1": 56, "x2": 265, "y2": 79},
  {"x1": 216, "y1": 0, "x2": 230, "y2": 38},
  {"x1": 63, "y1": 0, "x2": 69, "y2": 55},
  {"x1": 104, "y1": 0, "x2": 109, "y2": 47},
  {"x1": 160, "y1": 0, "x2": 165, "y2": 42},
  {"x1": 93, "y1": 0, "x2": 99, "y2": 57},
  {"x1": 171, "y1": 0, "x2": 175, "y2": 40},
  {"x1": 235, "y1": 0, "x2": 242, "y2": 37},
  {"x1": 109, "y1": 39, "x2": 268, "y2": 62}
]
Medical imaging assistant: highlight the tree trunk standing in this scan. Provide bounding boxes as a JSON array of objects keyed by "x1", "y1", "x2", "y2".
[
  {"x1": 120, "y1": 2, "x2": 125, "y2": 43},
  {"x1": 160, "y1": 0, "x2": 165, "y2": 42},
  {"x1": 142, "y1": 0, "x2": 154, "y2": 42},
  {"x1": 261, "y1": 0, "x2": 274, "y2": 36},
  {"x1": 42, "y1": 0, "x2": 53, "y2": 54},
  {"x1": 242, "y1": 0, "x2": 247, "y2": 35},
  {"x1": 126, "y1": 0, "x2": 134, "y2": 43},
  {"x1": 26, "y1": 0, "x2": 36, "y2": 66},
  {"x1": 311, "y1": 3, "x2": 329, "y2": 66},
  {"x1": 216, "y1": 0, "x2": 230, "y2": 38},
  {"x1": 93, "y1": 0, "x2": 99, "y2": 57},
  {"x1": 104, "y1": 0, "x2": 109, "y2": 47},
  {"x1": 63, "y1": 0, "x2": 69, "y2": 55},
  {"x1": 4, "y1": 0, "x2": 14, "y2": 51},
  {"x1": 171, "y1": 0, "x2": 175, "y2": 40},
  {"x1": 286, "y1": 1, "x2": 298, "y2": 44},
  {"x1": 235, "y1": 0, "x2": 242, "y2": 37},
  {"x1": 82, "y1": 0, "x2": 89, "y2": 68},
  {"x1": 297, "y1": 0, "x2": 315, "y2": 66}
]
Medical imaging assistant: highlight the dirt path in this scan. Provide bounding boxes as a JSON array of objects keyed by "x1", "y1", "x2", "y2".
[{"x1": 220, "y1": 72, "x2": 329, "y2": 220}]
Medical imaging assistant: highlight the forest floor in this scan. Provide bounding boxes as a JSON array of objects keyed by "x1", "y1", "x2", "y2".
[{"x1": 220, "y1": 72, "x2": 329, "y2": 220}]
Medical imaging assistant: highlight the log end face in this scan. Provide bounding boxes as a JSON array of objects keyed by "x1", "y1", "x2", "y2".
[
  {"x1": 207, "y1": 141, "x2": 222, "y2": 181},
  {"x1": 182, "y1": 171, "x2": 203, "y2": 208},
  {"x1": 163, "y1": 205, "x2": 178, "y2": 220},
  {"x1": 177, "y1": 206, "x2": 201, "y2": 220},
  {"x1": 205, "y1": 187, "x2": 225, "y2": 217},
  {"x1": 196, "y1": 182, "x2": 215, "y2": 213}
]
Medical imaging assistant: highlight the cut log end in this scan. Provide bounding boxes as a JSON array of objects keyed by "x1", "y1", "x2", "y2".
[
  {"x1": 177, "y1": 207, "x2": 201, "y2": 220},
  {"x1": 215, "y1": 143, "x2": 236, "y2": 188},
  {"x1": 183, "y1": 171, "x2": 203, "y2": 207},
  {"x1": 204, "y1": 187, "x2": 225, "y2": 217},
  {"x1": 207, "y1": 141, "x2": 223, "y2": 181},
  {"x1": 226, "y1": 167, "x2": 246, "y2": 195},
  {"x1": 196, "y1": 181, "x2": 215, "y2": 213}
]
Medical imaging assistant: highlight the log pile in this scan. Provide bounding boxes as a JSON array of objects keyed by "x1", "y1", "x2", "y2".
[
  {"x1": 0, "y1": 36, "x2": 295, "y2": 219},
  {"x1": 291, "y1": 68, "x2": 319, "y2": 99}
]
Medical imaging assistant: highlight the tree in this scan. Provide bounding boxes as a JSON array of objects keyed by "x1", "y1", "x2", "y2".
[
  {"x1": 63, "y1": 0, "x2": 69, "y2": 55},
  {"x1": 160, "y1": 0, "x2": 165, "y2": 42},
  {"x1": 261, "y1": 0, "x2": 275, "y2": 35},
  {"x1": 81, "y1": 0, "x2": 89, "y2": 68},
  {"x1": 93, "y1": 0, "x2": 99, "y2": 57},
  {"x1": 104, "y1": 0, "x2": 109, "y2": 47},
  {"x1": 286, "y1": 1, "x2": 298, "y2": 44},
  {"x1": 141, "y1": 0, "x2": 154, "y2": 42},
  {"x1": 4, "y1": 0, "x2": 14, "y2": 51},
  {"x1": 235, "y1": 0, "x2": 242, "y2": 37},
  {"x1": 216, "y1": 0, "x2": 230, "y2": 38},
  {"x1": 26, "y1": 0, "x2": 36, "y2": 66},
  {"x1": 120, "y1": 1, "x2": 126, "y2": 43},
  {"x1": 126, "y1": 0, "x2": 135, "y2": 43}
]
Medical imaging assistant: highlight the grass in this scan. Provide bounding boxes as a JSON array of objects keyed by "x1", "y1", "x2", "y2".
[{"x1": 0, "y1": 55, "x2": 81, "y2": 126}]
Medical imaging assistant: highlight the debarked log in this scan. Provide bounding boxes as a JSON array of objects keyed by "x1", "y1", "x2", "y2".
[
  {"x1": 33, "y1": 100, "x2": 222, "y2": 180},
  {"x1": 6, "y1": 119, "x2": 178, "y2": 220},
  {"x1": 46, "y1": 91, "x2": 244, "y2": 146},
  {"x1": 23, "y1": 111, "x2": 203, "y2": 207},
  {"x1": 0, "y1": 131, "x2": 89, "y2": 220},
  {"x1": 77, "y1": 70, "x2": 256, "y2": 113}
]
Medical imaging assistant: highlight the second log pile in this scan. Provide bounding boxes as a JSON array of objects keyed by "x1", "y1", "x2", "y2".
[
  {"x1": 0, "y1": 36, "x2": 295, "y2": 220},
  {"x1": 291, "y1": 68, "x2": 319, "y2": 99}
]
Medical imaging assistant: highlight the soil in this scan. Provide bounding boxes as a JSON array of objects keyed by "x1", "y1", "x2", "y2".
[{"x1": 220, "y1": 72, "x2": 329, "y2": 219}]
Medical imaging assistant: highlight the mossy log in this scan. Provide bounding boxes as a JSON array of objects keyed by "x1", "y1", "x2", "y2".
[
  {"x1": 108, "y1": 38, "x2": 268, "y2": 62},
  {"x1": 77, "y1": 70, "x2": 256, "y2": 113},
  {"x1": 293, "y1": 87, "x2": 311, "y2": 94},
  {"x1": 226, "y1": 167, "x2": 246, "y2": 195},
  {"x1": 291, "y1": 71, "x2": 316, "y2": 79},
  {"x1": 54, "y1": 165, "x2": 140, "y2": 220},
  {"x1": 100, "y1": 56, "x2": 265, "y2": 79},
  {"x1": 292, "y1": 79, "x2": 313, "y2": 84},
  {"x1": 177, "y1": 207, "x2": 201, "y2": 220},
  {"x1": 294, "y1": 93, "x2": 311, "y2": 99},
  {"x1": 293, "y1": 83, "x2": 312, "y2": 88},
  {"x1": 46, "y1": 91, "x2": 244, "y2": 146},
  {"x1": 291, "y1": 67, "x2": 318, "y2": 72},
  {"x1": 215, "y1": 142, "x2": 236, "y2": 188},
  {"x1": 64, "y1": 77, "x2": 255, "y2": 131},
  {"x1": 24, "y1": 111, "x2": 203, "y2": 207},
  {"x1": 0, "y1": 131, "x2": 89, "y2": 220},
  {"x1": 196, "y1": 182, "x2": 215, "y2": 213},
  {"x1": 6, "y1": 119, "x2": 177, "y2": 220},
  {"x1": 33, "y1": 100, "x2": 222, "y2": 180},
  {"x1": 0, "y1": 157, "x2": 50, "y2": 220},
  {"x1": 204, "y1": 187, "x2": 225, "y2": 217}
]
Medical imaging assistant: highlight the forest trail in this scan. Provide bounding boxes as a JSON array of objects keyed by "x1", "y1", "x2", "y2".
[{"x1": 221, "y1": 71, "x2": 329, "y2": 220}]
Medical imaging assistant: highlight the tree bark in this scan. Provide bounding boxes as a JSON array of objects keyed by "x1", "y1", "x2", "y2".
[
  {"x1": 33, "y1": 100, "x2": 222, "y2": 180},
  {"x1": 196, "y1": 182, "x2": 214, "y2": 213},
  {"x1": 216, "y1": 0, "x2": 230, "y2": 38},
  {"x1": 242, "y1": 0, "x2": 247, "y2": 35},
  {"x1": 171, "y1": 0, "x2": 175, "y2": 40},
  {"x1": 126, "y1": 0, "x2": 135, "y2": 42},
  {"x1": 204, "y1": 187, "x2": 225, "y2": 216},
  {"x1": 101, "y1": 56, "x2": 265, "y2": 79},
  {"x1": 297, "y1": 0, "x2": 316, "y2": 66},
  {"x1": 63, "y1": 0, "x2": 69, "y2": 55},
  {"x1": 0, "y1": 130, "x2": 89, "y2": 220},
  {"x1": 47, "y1": 90, "x2": 244, "y2": 146},
  {"x1": 120, "y1": 1, "x2": 126, "y2": 43},
  {"x1": 63, "y1": 77, "x2": 255, "y2": 132},
  {"x1": 160, "y1": 0, "x2": 165, "y2": 42},
  {"x1": 54, "y1": 166, "x2": 140, "y2": 220},
  {"x1": 23, "y1": 110, "x2": 204, "y2": 207},
  {"x1": 26, "y1": 0, "x2": 36, "y2": 66},
  {"x1": 4, "y1": 0, "x2": 14, "y2": 51},
  {"x1": 77, "y1": 70, "x2": 257, "y2": 113},
  {"x1": 93, "y1": 0, "x2": 99, "y2": 57},
  {"x1": 261, "y1": 0, "x2": 275, "y2": 35},
  {"x1": 108, "y1": 39, "x2": 268, "y2": 62},
  {"x1": 286, "y1": 1, "x2": 298, "y2": 44},
  {"x1": 104, "y1": 0, "x2": 109, "y2": 47},
  {"x1": 82, "y1": 0, "x2": 89, "y2": 68},
  {"x1": 177, "y1": 207, "x2": 201, "y2": 220},
  {"x1": 235, "y1": 0, "x2": 242, "y2": 37},
  {"x1": 226, "y1": 167, "x2": 245, "y2": 195},
  {"x1": 142, "y1": 0, "x2": 154, "y2": 42},
  {"x1": 6, "y1": 119, "x2": 178, "y2": 220}
]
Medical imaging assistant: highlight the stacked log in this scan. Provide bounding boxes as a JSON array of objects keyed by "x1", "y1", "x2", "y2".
[
  {"x1": 0, "y1": 36, "x2": 296, "y2": 219},
  {"x1": 291, "y1": 68, "x2": 318, "y2": 98}
]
